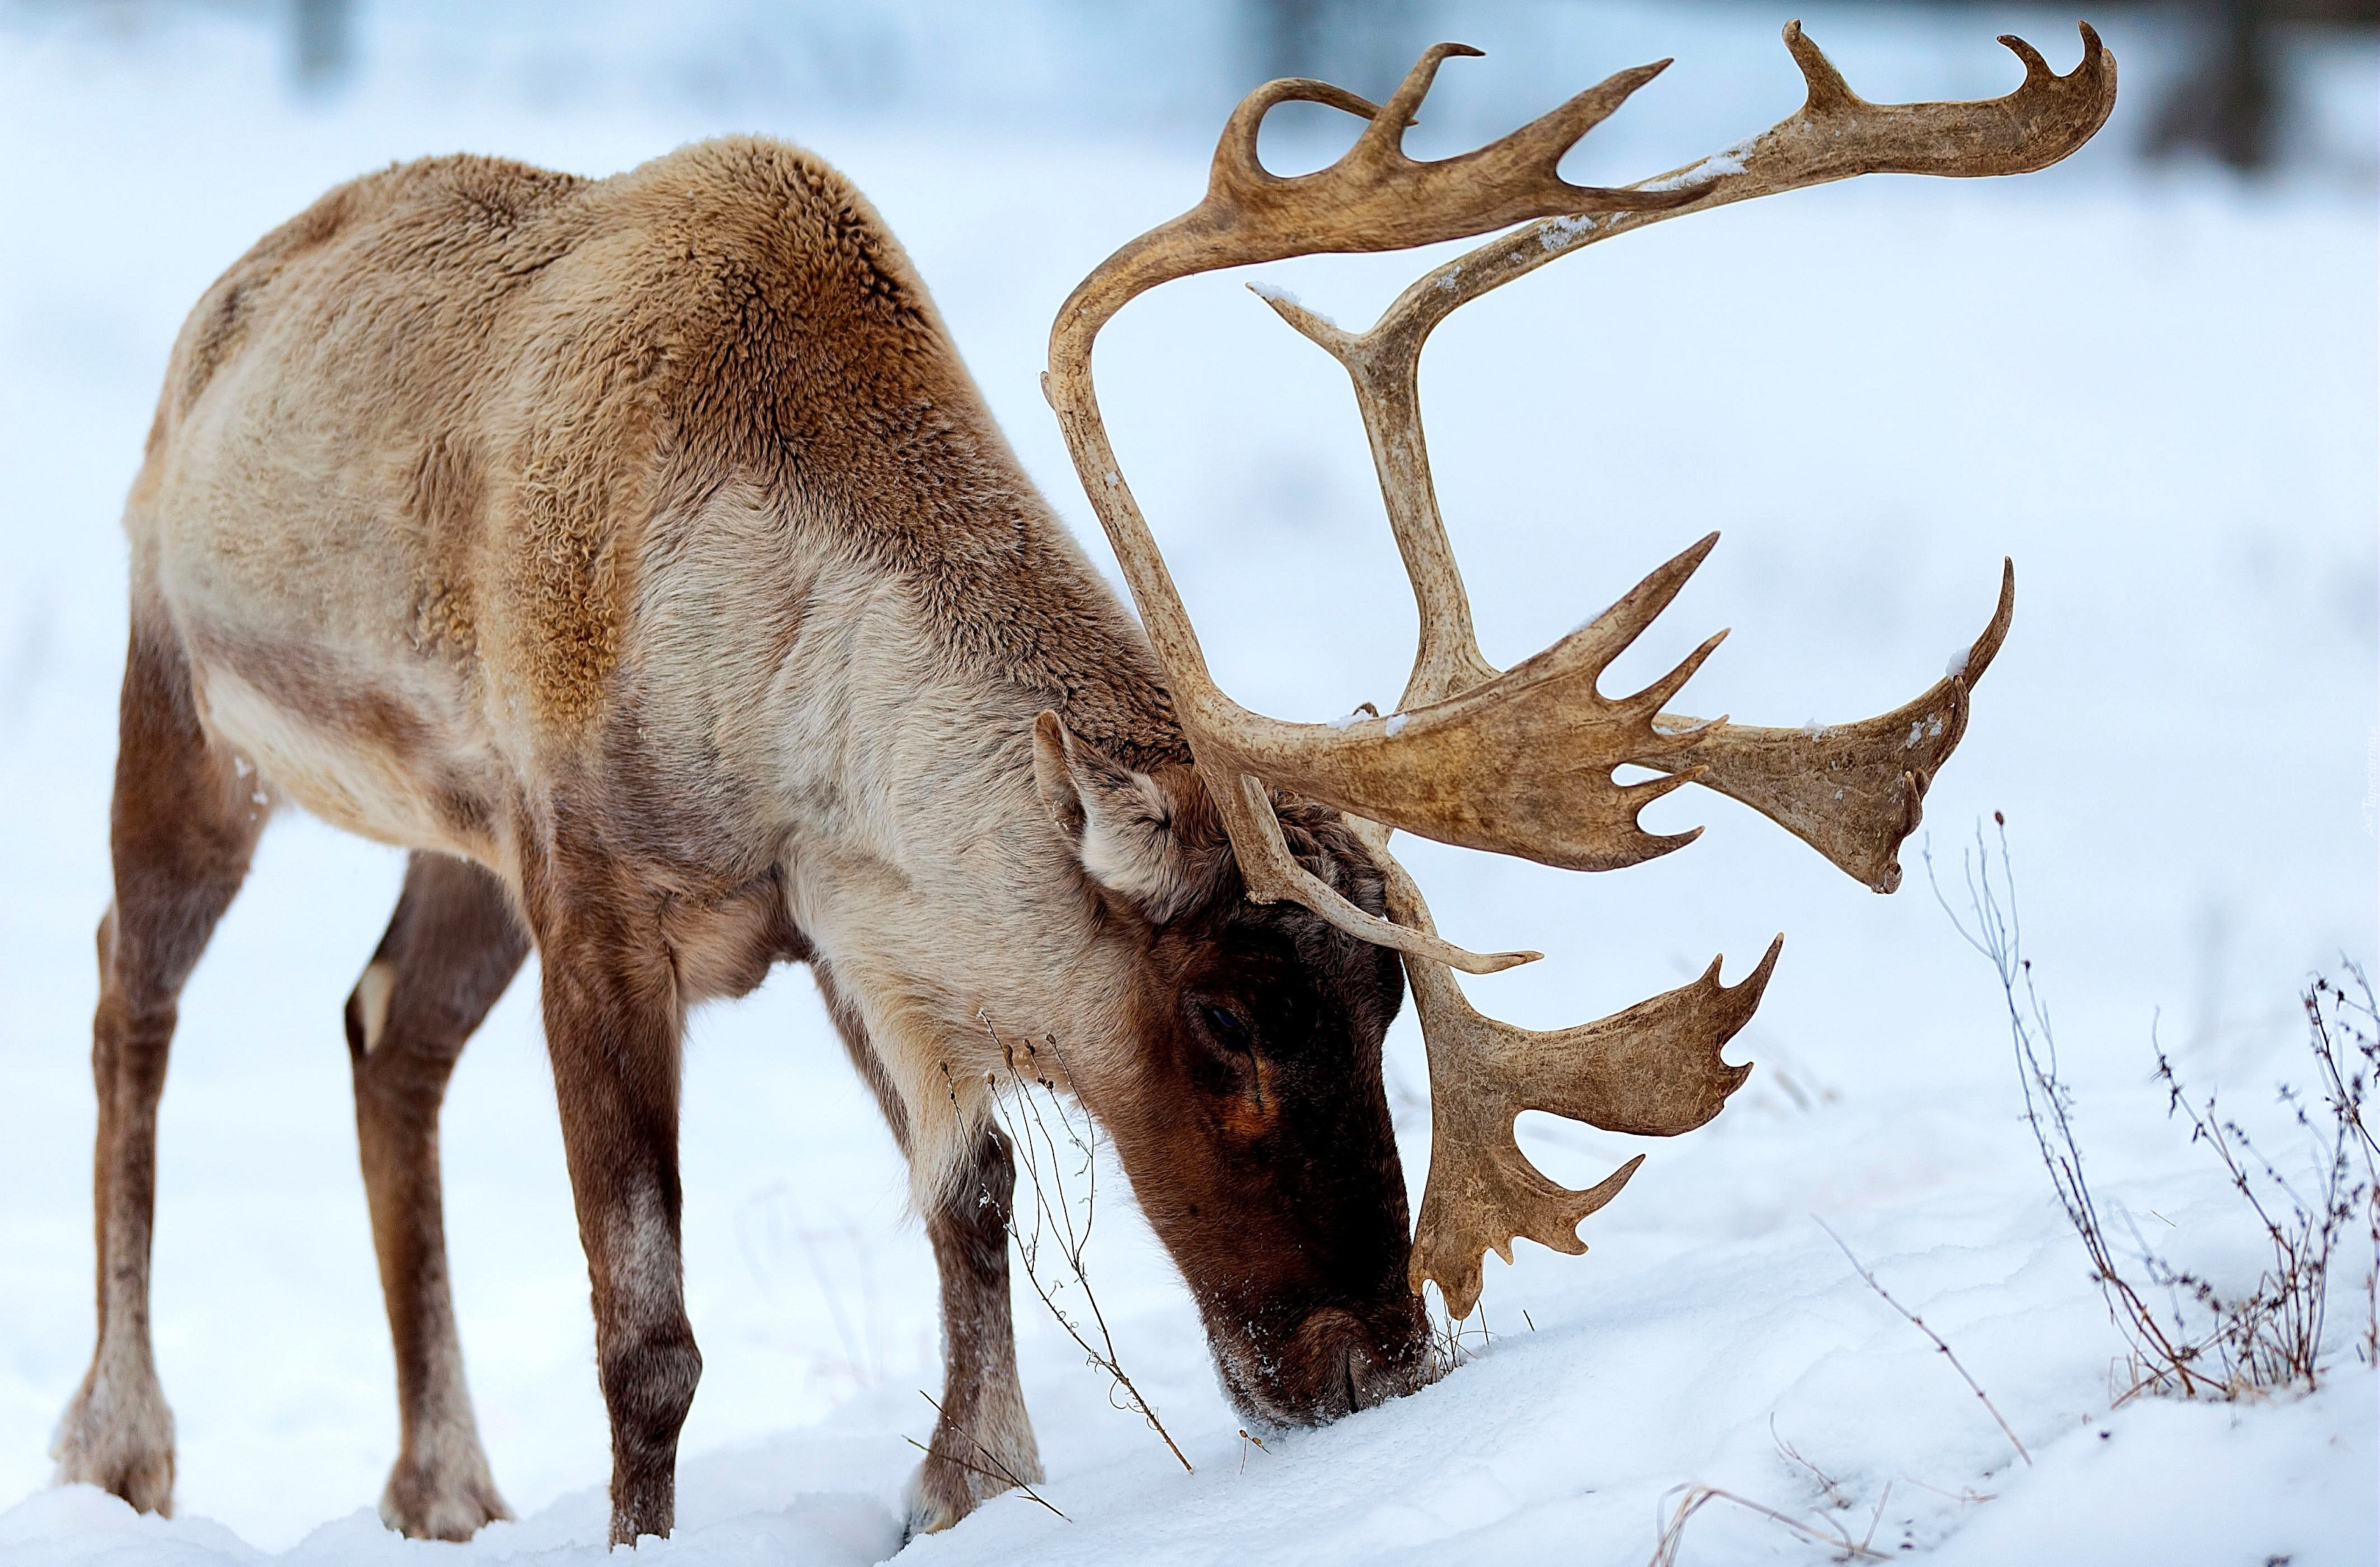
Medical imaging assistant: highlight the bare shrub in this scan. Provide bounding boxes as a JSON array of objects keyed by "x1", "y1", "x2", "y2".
[
  {"x1": 1931, "y1": 815, "x2": 2379, "y2": 1400},
  {"x1": 2137, "y1": 970, "x2": 2380, "y2": 1395},
  {"x1": 964, "y1": 1017, "x2": 1193, "y2": 1472}
]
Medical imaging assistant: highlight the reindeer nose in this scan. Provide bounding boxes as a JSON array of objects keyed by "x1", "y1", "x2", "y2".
[
  {"x1": 1343, "y1": 1343, "x2": 1386, "y2": 1414},
  {"x1": 1300, "y1": 1304, "x2": 1432, "y2": 1418}
]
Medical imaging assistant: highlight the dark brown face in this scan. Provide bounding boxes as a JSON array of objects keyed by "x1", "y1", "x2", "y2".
[
  {"x1": 1028, "y1": 713, "x2": 1438, "y2": 1425},
  {"x1": 1098, "y1": 800, "x2": 1436, "y2": 1428}
]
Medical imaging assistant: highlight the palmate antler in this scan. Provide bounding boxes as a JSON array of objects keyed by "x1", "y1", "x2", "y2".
[
  {"x1": 1256, "y1": 19, "x2": 2063, "y2": 893},
  {"x1": 1046, "y1": 24, "x2": 2115, "y2": 1317}
]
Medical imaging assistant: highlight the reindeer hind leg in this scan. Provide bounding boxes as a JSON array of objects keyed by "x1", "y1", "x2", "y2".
[
  {"x1": 53, "y1": 612, "x2": 269, "y2": 1515},
  {"x1": 346, "y1": 850, "x2": 528, "y2": 1540}
]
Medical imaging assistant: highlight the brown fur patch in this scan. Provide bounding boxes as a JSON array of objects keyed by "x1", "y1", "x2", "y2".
[
  {"x1": 407, "y1": 437, "x2": 485, "y2": 659},
  {"x1": 172, "y1": 181, "x2": 363, "y2": 415},
  {"x1": 594, "y1": 139, "x2": 1185, "y2": 765}
]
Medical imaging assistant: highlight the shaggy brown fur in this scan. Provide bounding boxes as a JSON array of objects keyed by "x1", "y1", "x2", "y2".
[{"x1": 59, "y1": 139, "x2": 1427, "y2": 1547}]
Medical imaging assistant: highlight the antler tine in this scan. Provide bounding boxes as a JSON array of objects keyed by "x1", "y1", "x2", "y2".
[
  {"x1": 1647, "y1": 559, "x2": 2017, "y2": 893},
  {"x1": 1353, "y1": 42, "x2": 1481, "y2": 155},
  {"x1": 1256, "y1": 22, "x2": 2108, "y2": 704},
  {"x1": 1630, "y1": 629, "x2": 1729, "y2": 720},
  {"x1": 1318, "y1": 21, "x2": 2115, "y2": 359},
  {"x1": 1345, "y1": 819, "x2": 1774, "y2": 1318},
  {"x1": 1254, "y1": 285, "x2": 1497, "y2": 712},
  {"x1": 1060, "y1": 47, "x2": 1687, "y2": 343},
  {"x1": 1406, "y1": 932, "x2": 1776, "y2": 1320},
  {"x1": 1212, "y1": 76, "x2": 1393, "y2": 196},
  {"x1": 1238, "y1": 534, "x2": 1726, "y2": 875},
  {"x1": 1213, "y1": 770, "x2": 1541, "y2": 975}
]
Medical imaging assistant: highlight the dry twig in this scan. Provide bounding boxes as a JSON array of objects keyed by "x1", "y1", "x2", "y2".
[
  {"x1": 968, "y1": 1018, "x2": 1194, "y2": 1472},
  {"x1": 1898, "y1": 1476, "x2": 1996, "y2": 1508},
  {"x1": 1770, "y1": 1417, "x2": 1852, "y2": 1509},
  {"x1": 910, "y1": 1391, "x2": 1068, "y2": 1521},
  {"x1": 1859, "y1": 1483, "x2": 1893, "y2": 1555},
  {"x1": 1814, "y1": 1218, "x2": 2031, "y2": 1467},
  {"x1": 1928, "y1": 816, "x2": 2204, "y2": 1393},
  {"x1": 1646, "y1": 1483, "x2": 1891, "y2": 1566}
]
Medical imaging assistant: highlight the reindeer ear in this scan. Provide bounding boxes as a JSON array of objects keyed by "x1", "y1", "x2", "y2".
[{"x1": 1032, "y1": 711, "x2": 1200, "y2": 921}]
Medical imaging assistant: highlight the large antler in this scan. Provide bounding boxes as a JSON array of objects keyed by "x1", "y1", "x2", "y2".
[
  {"x1": 1340, "y1": 814, "x2": 1781, "y2": 1318},
  {"x1": 1046, "y1": 25, "x2": 2114, "y2": 1315},
  {"x1": 1247, "y1": 24, "x2": 2105, "y2": 1311},
  {"x1": 1047, "y1": 48, "x2": 1706, "y2": 973}
]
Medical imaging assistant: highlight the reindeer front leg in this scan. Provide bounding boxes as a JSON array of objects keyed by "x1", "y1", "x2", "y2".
[
  {"x1": 528, "y1": 868, "x2": 700, "y2": 1547},
  {"x1": 810, "y1": 970, "x2": 1043, "y2": 1537},
  {"x1": 910, "y1": 1122, "x2": 1042, "y2": 1537}
]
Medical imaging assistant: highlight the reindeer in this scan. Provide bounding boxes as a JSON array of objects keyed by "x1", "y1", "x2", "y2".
[{"x1": 50, "y1": 23, "x2": 2112, "y2": 1548}]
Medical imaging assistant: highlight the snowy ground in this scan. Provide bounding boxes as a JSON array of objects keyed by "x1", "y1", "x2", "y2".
[{"x1": 1, "y1": 5, "x2": 2374, "y2": 1565}]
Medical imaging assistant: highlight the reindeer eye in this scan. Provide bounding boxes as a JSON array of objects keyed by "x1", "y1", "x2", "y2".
[{"x1": 1198, "y1": 1003, "x2": 1250, "y2": 1043}]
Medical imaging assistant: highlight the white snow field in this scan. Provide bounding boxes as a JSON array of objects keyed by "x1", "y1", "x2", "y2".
[{"x1": 1, "y1": 5, "x2": 2374, "y2": 1564}]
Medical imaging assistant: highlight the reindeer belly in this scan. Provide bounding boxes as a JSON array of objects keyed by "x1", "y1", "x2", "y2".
[
  {"x1": 146, "y1": 489, "x2": 499, "y2": 860},
  {"x1": 185, "y1": 642, "x2": 496, "y2": 858}
]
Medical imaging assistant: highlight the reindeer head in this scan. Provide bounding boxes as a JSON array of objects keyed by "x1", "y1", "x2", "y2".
[
  {"x1": 1037, "y1": 22, "x2": 2113, "y2": 1419},
  {"x1": 1031, "y1": 718, "x2": 1427, "y2": 1420}
]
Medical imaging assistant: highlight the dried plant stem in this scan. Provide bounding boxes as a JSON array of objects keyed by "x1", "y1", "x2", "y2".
[
  {"x1": 909, "y1": 1392, "x2": 1067, "y2": 1521},
  {"x1": 1928, "y1": 817, "x2": 2204, "y2": 1393},
  {"x1": 1816, "y1": 1218, "x2": 2031, "y2": 1467},
  {"x1": 1646, "y1": 1483, "x2": 1891, "y2": 1566},
  {"x1": 1769, "y1": 1416, "x2": 1851, "y2": 1509},
  {"x1": 1429, "y1": 1293, "x2": 1495, "y2": 1371},
  {"x1": 969, "y1": 1019, "x2": 1194, "y2": 1474},
  {"x1": 1898, "y1": 1477, "x2": 1996, "y2": 1507},
  {"x1": 1861, "y1": 1483, "x2": 1893, "y2": 1555}
]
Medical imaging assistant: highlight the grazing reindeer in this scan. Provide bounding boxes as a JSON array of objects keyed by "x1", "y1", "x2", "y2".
[{"x1": 52, "y1": 24, "x2": 2110, "y2": 1547}]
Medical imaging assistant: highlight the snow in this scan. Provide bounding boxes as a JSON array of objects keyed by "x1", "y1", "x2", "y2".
[
  {"x1": 1640, "y1": 148, "x2": 1746, "y2": 193},
  {"x1": 1, "y1": 5, "x2": 2374, "y2": 1566},
  {"x1": 1534, "y1": 211, "x2": 1603, "y2": 251}
]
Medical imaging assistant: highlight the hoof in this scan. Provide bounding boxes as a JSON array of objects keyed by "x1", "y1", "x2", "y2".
[
  {"x1": 901, "y1": 1465, "x2": 968, "y2": 1542},
  {"x1": 51, "y1": 1367, "x2": 177, "y2": 1517},
  {"x1": 379, "y1": 1452, "x2": 512, "y2": 1541},
  {"x1": 901, "y1": 1442, "x2": 1043, "y2": 1542}
]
